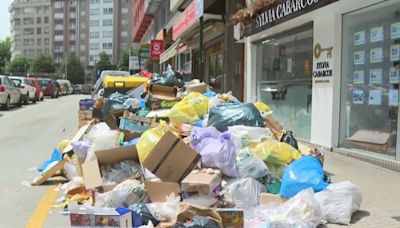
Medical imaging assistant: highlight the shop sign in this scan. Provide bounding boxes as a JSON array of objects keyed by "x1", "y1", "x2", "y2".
[
  {"x1": 150, "y1": 40, "x2": 164, "y2": 61},
  {"x1": 195, "y1": 0, "x2": 204, "y2": 18},
  {"x1": 313, "y1": 43, "x2": 333, "y2": 83},
  {"x1": 129, "y1": 56, "x2": 139, "y2": 71},
  {"x1": 248, "y1": 0, "x2": 338, "y2": 36},
  {"x1": 173, "y1": 1, "x2": 195, "y2": 40}
]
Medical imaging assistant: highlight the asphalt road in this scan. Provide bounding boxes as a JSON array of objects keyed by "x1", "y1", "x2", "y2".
[{"x1": 0, "y1": 94, "x2": 88, "y2": 227}]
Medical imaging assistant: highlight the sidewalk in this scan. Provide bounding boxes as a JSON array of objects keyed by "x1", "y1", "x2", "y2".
[{"x1": 323, "y1": 152, "x2": 400, "y2": 227}]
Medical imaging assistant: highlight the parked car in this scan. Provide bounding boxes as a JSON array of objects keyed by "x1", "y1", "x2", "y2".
[
  {"x1": 72, "y1": 84, "x2": 82, "y2": 94},
  {"x1": 9, "y1": 76, "x2": 37, "y2": 104},
  {"x1": 38, "y1": 78, "x2": 60, "y2": 98},
  {"x1": 0, "y1": 75, "x2": 22, "y2": 110},
  {"x1": 81, "y1": 84, "x2": 92, "y2": 95},
  {"x1": 57, "y1": 79, "x2": 73, "y2": 95},
  {"x1": 26, "y1": 78, "x2": 44, "y2": 101}
]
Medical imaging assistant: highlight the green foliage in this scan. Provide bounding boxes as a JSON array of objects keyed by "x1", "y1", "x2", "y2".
[
  {"x1": 0, "y1": 37, "x2": 11, "y2": 74},
  {"x1": 96, "y1": 51, "x2": 112, "y2": 71},
  {"x1": 29, "y1": 54, "x2": 55, "y2": 73},
  {"x1": 59, "y1": 52, "x2": 85, "y2": 84},
  {"x1": 117, "y1": 50, "x2": 129, "y2": 71},
  {"x1": 5, "y1": 55, "x2": 30, "y2": 75}
]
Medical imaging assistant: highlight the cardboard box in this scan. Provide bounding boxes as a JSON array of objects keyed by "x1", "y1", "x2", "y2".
[
  {"x1": 144, "y1": 181, "x2": 180, "y2": 203},
  {"x1": 147, "y1": 97, "x2": 178, "y2": 110},
  {"x1": 82, "y1": 144, "x2": 139, "y2": 191},
  {"x1": 119, "y1": 117, "x2": 151, "y2": 133},
  {"x1": 79, "y1": 119, "x2": 93, "y2": 129},
  {"x1": 142, "y1": 131, "x2": 200, "y2": 182},
  {"x1": 69, "y1": 207, "x2": 136, "y2": 227},
  {"x1": 78, "y1": 110, "x2": 93, "y2": 120},
  {"x1": 216, "y1": 208, "x2": 244, "y2": 228},
  {"x1": 259, "y1": 193, "x2": 286, "y2": 205},
  {"x1": 149, "y1": 84, "x2": 178, "y2": 101},
  {"x1": 181, "y1": 170, "x2": 222, "y2": 194},
  {"x1": 186, "y1": 82, "x2": 208, "y2": 94}
]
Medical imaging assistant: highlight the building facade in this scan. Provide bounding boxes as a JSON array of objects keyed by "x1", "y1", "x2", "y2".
[
  {"x1": 238, "y1": 0, "x2": 400, "y2": 165},
  {"x1": 9, "y1": 0, "x2": 52, "y2": 60}
]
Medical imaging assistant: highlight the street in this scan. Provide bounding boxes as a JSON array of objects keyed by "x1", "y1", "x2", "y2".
[
  {"x1": 0, "y1": 95, "x2": 87, "y2": 228},
  {"x1": 0, "y1": 95, "x2": 399, "y2": 227}
]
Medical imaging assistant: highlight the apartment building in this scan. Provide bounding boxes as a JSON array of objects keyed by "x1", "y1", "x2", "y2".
[{"x1": 9, "y1": 0, "x2": 52, "y2": 60}]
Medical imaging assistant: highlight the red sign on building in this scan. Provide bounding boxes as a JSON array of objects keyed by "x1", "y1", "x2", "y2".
[
  {"x1": 172, "y1": 1, "x2": 196, "y2": 40},
  {"x1": 150, "y1": 40, "x2": 164, "y2": 61}
]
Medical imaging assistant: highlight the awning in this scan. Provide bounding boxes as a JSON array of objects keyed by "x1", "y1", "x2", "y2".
[{"x1": 159, "y1": 38, "x2": 181, "y2": 64}]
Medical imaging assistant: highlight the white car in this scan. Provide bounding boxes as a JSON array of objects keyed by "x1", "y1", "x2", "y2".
[
  {"x1": 10, "y1": 76, "x2": 37, "y2": 104},
  {"x1": 0, "y1": 75, "x2": 22, "y2": 110}
]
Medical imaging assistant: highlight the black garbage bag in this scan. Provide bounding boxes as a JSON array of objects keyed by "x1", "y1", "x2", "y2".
[
  {"x1": 173, "y1": 216, "x2": 220, "y2": 228},
  {"x1": 151, "y1": 64, "x2": 184, "y2": 87},
  {"x1": 280, "y1": 131, "x2": 299, "y2": 149},
  {"x1": 207, "y1": 103, "x2": 265, "y2": 132},
  {"x1": 128, "y1": 203, "x2": 160, "y2": 226}
]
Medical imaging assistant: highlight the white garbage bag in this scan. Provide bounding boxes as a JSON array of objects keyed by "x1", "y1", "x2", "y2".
[
  {"x1": 326, "y1": 181, "x2": 362, "y2": 213},
  {"x1": 315, "y1": 190, "x2": 353, "y2": 224}
]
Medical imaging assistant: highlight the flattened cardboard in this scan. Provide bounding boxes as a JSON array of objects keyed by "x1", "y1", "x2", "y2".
[
  {"x1": 216, "y1": 208, "x2": 244, "y2": 228},
  {"x1": 142, "y1": 131, "x2": 200, "y2": 182},
  {"x1": 82, "y1": 144, "x2": 139, "y2": 190},
  {"x1": 186, "y1": 82, "x2": 208, "y2": 94},
  {"x1": 149, "y1": 84, "x2": 178, "y2": 101},
  {"x1": 31, "y1": 158, "x2": 67, "y2": 185},
  {"x1": 259, "y1": 193, "x2": 286, "y2": 205},
  {"x1": 144, "y1": 181, "x2": 180, "y2": 203}
]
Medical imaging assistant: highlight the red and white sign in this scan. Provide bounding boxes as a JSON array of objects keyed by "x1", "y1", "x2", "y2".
[
  {"x1": 150, "y1": 40, "x2": 164, "y2": 61},
  {"x1": 172, "y1": 1, "x2": 195, "y2": 40}
]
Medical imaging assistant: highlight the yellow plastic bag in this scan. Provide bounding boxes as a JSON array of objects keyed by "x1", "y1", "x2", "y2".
[
  {"x1": 254, "y1": 101, "x2": 270, "y2": 113},
  {"x1": 57, "y1": 139, "x2": 70, "y2": 152},
  {"x1": 254, "y1": 140, "x2": 301, "y2": 166},
  {"x1": 168, "y1": 92, "x2": 208, "y2": 127},
  {"x1": 136, "y1": 122, "x2": 171, "y2": 162}
]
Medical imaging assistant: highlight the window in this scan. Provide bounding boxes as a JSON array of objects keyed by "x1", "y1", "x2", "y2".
[
  {"x1": 70, "y1": 12, "x2": 76, "y2": 18},
  {"x1": 80, "y1": 22, "x2": 86, "y2": 29},
  {"x1": 44, "y1": 48, "x2": 49, "y2": 55},
  {"x1": 256, "y1": 24, "x2": 314, "y2": 140},
  {"x1": 70, "y1": 45, "x2": 76, "y2": 52},
  {"x1": 36, "y1": 38, "x2": 41, "y2": 45},
  {"x1": 23, "y1": 7, "x2": 35, "y2": 14},
  {"x1": 102, "y1": 30, "x2": 113, "y2": 38},
  {"x1": 55, "y1": 24, "x2": 63, "y2": 30},
  {"x1": 14, "y1": 39, "x2": 21, "y2": 47},
  {"x1": 14, "y1": 18, "x2": 21, "y2": 25},
  {"x1": 44, "y1": 38, "x2": 49, "y2": 45},
  {"x1": 121, "y1": 31, "x2": 128, "y2": 37},
  {"x1": 90, "y1": 9, "x2": 99, "y2": 15},
  {"x1": 89, "y1": 32, "x2": 99, "y2": 38},
  {"x1": 70, "y1": 34, "x2": 77, "y2": 41},
  {"x1": 89, "y1": 55, "x2": 99, "y2": 61},
  {"x1": 23, "y1": 28, "x2": 34, "y2": 35},
  {"x1": 103, "y1": 19, "x2": 113, "y2": 26},
  {"x1": 80, "y1": 44, "x2": 86, "y2": 51},
  {"x1": 340, "y1": 2, "x2": 400, "y2": 157},
  {"x1": 121, "y1": 8, "x2": 128, "y2": 14},
  {"x1": 44, "y1": 27, "x2": 49, "y2": 34},
  {"x1": 70, "y1": 23, "x2": 76, "y2": 29},
  {"x1": 36, "y1": 28, "x2": 41, "y2": 35},
  {"x1": 23, "y1": 39, "x2": 34, "y2": 45},
  {"x1": 103, "y1": 8, "x2": 113, "y2": 15},
  {"x1": 13, "y1": 29, "x2": 21, "y2": 36},
  {"x1": 70, "y1": 0, "x2": 77, "y2": 7},
  {"x1": 44, "y1": 6, "x2": 50, "y2": 13},
  {"x1": 55, "y1": 57, "x2": 63, "y2": 63},
  {"x1": 54, "y1": 46, "x2": 64, "y2": 52},
  {"x1": 102, "y1": 43, "x2": 112, "y2": 49},
  {"x1": 90, "y1": 0, "x2": 100, "y2": 4},
  {"x1": 54, "y1": 2, "x2": 63, "y2": 9},
  {"x1": 44, "y1": 16, "x2": 49, "y2": 23},
  {"x1": 36, "y1": 17, "x2": 41, "y2": 24},
  {"x1": 24, "y1": 49, "x2": 35, "y2": 57},
  {"x1": 23, "y1": 18, "x2": 34, "y2": 25},
  {"x1": 54, "y1": 35, "x2": 64, "y2": 41},
  {"x1": 54, "y1": 12, "x2": 64, "y2": 19},
  {"x1": 121, "y1": 43, "x2": 128, "y2": 50},
  {"x1": 90, "y1": 43, "x2": 99, "y2": 50},
  {"x1": 90, "y1": 20, "x2": 100, "y2": 27},
  {"x1": 121, "y1": 19, "x2": 128, "y2": 26},
  {"x1": 103, "y1": 0, "x2": 114, "y2": 3}
]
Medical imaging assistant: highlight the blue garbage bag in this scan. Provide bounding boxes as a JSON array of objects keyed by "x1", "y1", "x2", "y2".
[
  {"x1": 279, "y1": 156, "x2": 328, "y2": 198},
  {"x1": 38, "y1": 148, "x2": 62, "y2": 172}
]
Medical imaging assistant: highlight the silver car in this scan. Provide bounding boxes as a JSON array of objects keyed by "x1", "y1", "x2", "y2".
[{"x1": 0, "y1": 75, "x2": 22, "y2": 110}]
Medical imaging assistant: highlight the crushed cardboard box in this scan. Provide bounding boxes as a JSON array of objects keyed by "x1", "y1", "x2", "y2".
[
  {"x1": 259, "y1": 193, "x2": 287, "y2": 205},
  {"x1": 181, "y1": 169, "x2": 222, "y2": 194}
]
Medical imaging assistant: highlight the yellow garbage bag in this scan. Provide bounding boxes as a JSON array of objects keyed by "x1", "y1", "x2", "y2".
[
  {"x1": 57, "y1": 139, "x2": 70, "y2": 152},
  {"x1": 254, "y1": 140, "x2": 301, "y2": 166},
  {"x1": 168, "y1": 92, "x2": 208, "y2": 127},
  {"x1": 254, "y1": 101, "x2": 270, "y2": 113},
  {"x1": 136, "y1": 122, "x2": 171, "y2": 162}
]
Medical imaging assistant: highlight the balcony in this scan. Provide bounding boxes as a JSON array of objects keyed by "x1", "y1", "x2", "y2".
[{"x1": 144, "y1": 0, "x2": 163, "y2": 16}]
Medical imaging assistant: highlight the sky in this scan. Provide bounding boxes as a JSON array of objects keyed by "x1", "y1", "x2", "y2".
[{"x1": 0, "y1": 0, "x2": 13, "y2": 41}]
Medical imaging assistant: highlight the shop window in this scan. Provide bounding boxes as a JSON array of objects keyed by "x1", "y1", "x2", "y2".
[
  {"x1": 340, "y1": 2, "x2": 400, "y2": 157},
  {"x1": 256, "y1": 23, "x2": 313, "y2": 140}
]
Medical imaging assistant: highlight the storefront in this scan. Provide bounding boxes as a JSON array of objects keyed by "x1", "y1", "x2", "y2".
[{"x1": 240, "y1": 0, "x2": 400, "y2": 161}]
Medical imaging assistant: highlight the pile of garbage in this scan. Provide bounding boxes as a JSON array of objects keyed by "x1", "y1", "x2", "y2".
[{"x1": 32, "y1": 65, "x2": 362, "y2": 227}]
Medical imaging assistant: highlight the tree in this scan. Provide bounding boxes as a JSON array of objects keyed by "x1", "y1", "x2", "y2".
[
  {"x1": 0, "y1": 37, "x2": 11, "y2": 74},
  {"x1": 59, "y1": 52, "x2": 85, "y2": 84},
  {"x1": 29, "y1": 54, "x2": 55, "y2": 73},
  {"x1": 6, "y1": 55, "x2": 30, "y2": 75},
  {"x1": 96, "y1": 51, "x2": 112, "y2": 71},
  {"x1": 117, "y1": 50, "x2": 129, "y2": 71}
]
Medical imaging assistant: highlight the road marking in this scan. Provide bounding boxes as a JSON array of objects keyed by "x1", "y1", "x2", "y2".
[{"x1": 26, "y1": 185, "x2": 58, "y2": 228}]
